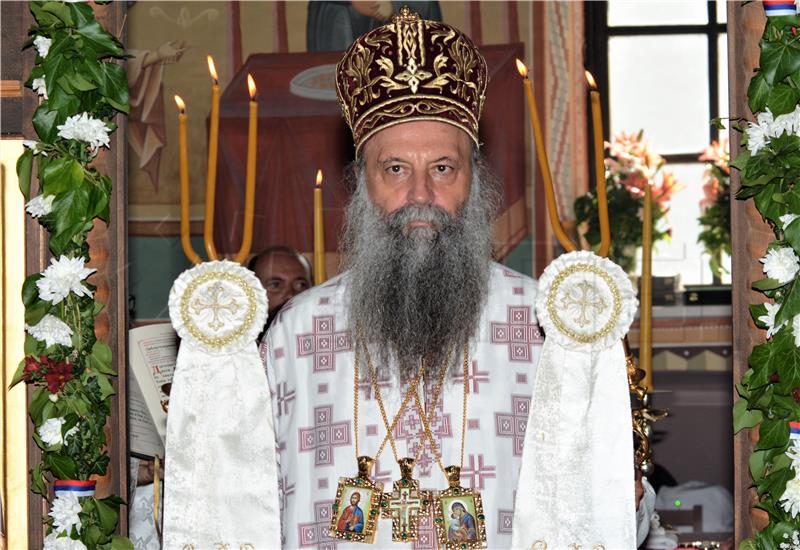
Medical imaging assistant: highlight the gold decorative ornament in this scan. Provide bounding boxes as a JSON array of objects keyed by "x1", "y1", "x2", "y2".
[
  {"x1": 179, "y1": 269, "x2": 257, "y2": 350},
  {"x1": 545, "y1": 262, "x2": 621, "y2": 344},
  {"x1": 329, "y1": 456, "x2": 384, "y2": 544}
]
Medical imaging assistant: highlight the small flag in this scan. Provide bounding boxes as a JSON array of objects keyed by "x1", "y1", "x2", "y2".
[
  {"x1": 54, "y1": 479, "x2": 96, "y2": 498},
  {"x1": 763, "y1": 0, "x2": 798, "y2": 16},
  {"x1": 790, "y1": 421, "x2": 800, "y2": 439}
]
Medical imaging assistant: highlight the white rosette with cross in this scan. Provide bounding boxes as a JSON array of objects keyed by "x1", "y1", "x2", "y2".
[
  {"x1": 163, "y1": 260, "x2": 280, "y2": 549},
  {"x1": 512, "y1": 251, "x2": 638, "y2": 550}
]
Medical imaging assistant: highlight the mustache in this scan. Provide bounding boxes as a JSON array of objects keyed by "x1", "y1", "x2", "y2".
[{"x1": 385, "y1": 204, "x2": 453, "y2": 234}]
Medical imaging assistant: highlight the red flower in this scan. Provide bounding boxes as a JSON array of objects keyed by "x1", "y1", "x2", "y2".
[
  {"x1": 23, "y1": 356, "x2": 42, "y2": 381},
  {"x1": 44, "y1": 360, "x2": 73, "y2": 393}
]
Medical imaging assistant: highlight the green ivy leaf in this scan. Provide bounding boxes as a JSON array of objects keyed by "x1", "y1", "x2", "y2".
[
  {"x1": 29, "y1": 463, "x2": 47, "y2": 497},
  {"x1": 110, "y1": 535, "x2": 135, "y2": 550},
  {"x1": 24, "y1": 334, "x2": 41, "y2": 356},
  {"x1": 757, "y1": 418, "x2": 790, "y2": 451},
  {"x1": 41, "y1": 1, "x2": 74, "y2": 26},
  {"x1": 734, "y1": 398, "x2": 764, "y2": 433},
  {"x1": 751, "y1": 303, "x2": 769, "y2": 327},
  {"x1": 730, "y1": 151, "x2": 751, "y2": 172},
  {"x1": 777, "y1": 280, "x2": 800, "y2": 324},
  {"x1": 9, "y1": 359, "x2": 28, "y2": 389},
  {"x1": 766, "y1": 85, "x2": 800, "y2": 115},
  {"x1": 16, "y1": 149, "x2": 33, "y2": 200},
  {"x1": 22, "y1": 274, "x2": 42, "y2": 307},
  {"x1": 76, "y1": 21, "x2": 124, "y2": 57},
  {"x1": 764, "y1": 465, "x2": 795, "y2": 500},
  {"x1": 749, "y1": 449, "x2": 768, "y2": 484},
  {"x1": 46, "y1": 453, "x2": 78, "y2": 480},
  {"x1": 761, "y1": 38, "x2": 800, "y2": 85},
  {"x1": 25, "y1": 300, "x2": 51, "y2": 327},
  {"x1": 753, "y1": 278, "x2": 787, "y2": 292},
  {"x1": 42, "y1": 157, "x2": 84, "y2": 195},
  {"x1": 32, "y1": 105, "x2": 60, "y2": 143},
  {"x1": 95, "y1": 373, "x2": 116, "y2": 400},
  {"x1": 29, "y1": 387, "x2": 51, "y2": 425},
  {"x1": 748, "y1": 73, "x2": 770, "y2": 113},
  {"x1": 95, "y1": 498, "x2": 119, "y2": 534}
]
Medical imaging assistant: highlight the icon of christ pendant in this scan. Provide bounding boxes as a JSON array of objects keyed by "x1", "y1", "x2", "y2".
[
  {"x1": 330, "y1": 456, "x2": 383, "y2": 544},
  {"x1": 380, "y1": 457, "x2": 431, "y2": 542}
]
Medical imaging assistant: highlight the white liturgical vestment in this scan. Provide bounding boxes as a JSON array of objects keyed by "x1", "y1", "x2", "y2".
[{"x1": 262, "y1": 263, "x2": 543, "y2": 549}]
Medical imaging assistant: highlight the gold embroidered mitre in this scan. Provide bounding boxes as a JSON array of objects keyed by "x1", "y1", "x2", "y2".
[{"x1": 335, "y1": 6, "x2": 488, "y2": 153}]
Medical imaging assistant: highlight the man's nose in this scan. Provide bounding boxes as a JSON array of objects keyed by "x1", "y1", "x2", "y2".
[{"x1": 407, "y1": 171, "x2": 434, "y2": 206}]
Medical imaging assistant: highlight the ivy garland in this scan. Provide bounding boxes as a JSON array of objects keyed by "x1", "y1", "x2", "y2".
[
  {"x1": 733, "y1": 8, "x2": 800, "y2": 549},
  {"x1": 11, "y1": 1, "x2": 132, "y2": 548}
]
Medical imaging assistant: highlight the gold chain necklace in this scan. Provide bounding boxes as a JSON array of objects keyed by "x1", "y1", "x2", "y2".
[
  {"x1": 329, "y1": 331, "x2": 425, "y2": 545},
  {"x1": 361, "y1": 335, "x2": 454, "y2": 543}
]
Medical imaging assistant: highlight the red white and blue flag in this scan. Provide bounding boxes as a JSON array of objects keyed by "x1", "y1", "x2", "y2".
[
  {"x1": 54, "y1": 479, "x2": 96, "y2": 498},
  {"x1": 764, "y1": 0, "x2": 798, "y2": 16},
  {"x1": 790, "y1": 421, "x2": 800, "y2": 439}
]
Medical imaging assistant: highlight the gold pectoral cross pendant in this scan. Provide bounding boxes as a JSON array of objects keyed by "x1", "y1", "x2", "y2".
[
  {"x1": 432, "y1": 466, "x2": 488, "y2": 549},
  {"x1": 330, "y1": 456, "x2": 384, "y2": 544},
  {"x1": 380, "y1": 457, "x2": 431, "y2": 543}
]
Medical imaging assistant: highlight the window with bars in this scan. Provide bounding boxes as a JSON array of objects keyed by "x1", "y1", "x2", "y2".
[{"x1": 584, "y1": 1, "x2": 729, "y2": 286}]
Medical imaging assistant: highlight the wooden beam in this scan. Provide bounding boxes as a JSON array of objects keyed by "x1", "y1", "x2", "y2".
[
  {"x1": 16, "y1": 2, "x2": 130, "y2": 542},
  {"x1": 729, "y1": 2, "x2": 768, "y2": 544}
]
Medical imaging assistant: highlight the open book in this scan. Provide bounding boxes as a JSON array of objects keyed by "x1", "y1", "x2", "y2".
[{"x1": 128, "y1": 323, "x2": 178, "y2": 459}]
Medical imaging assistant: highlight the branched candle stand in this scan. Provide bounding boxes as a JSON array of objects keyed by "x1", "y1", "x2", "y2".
[
  {"x1": 175, "y1": 59, "x2": 328, "y2": 283},
  {"x1": 516, "y1": 60, "x2": 666, "y2": 474}
]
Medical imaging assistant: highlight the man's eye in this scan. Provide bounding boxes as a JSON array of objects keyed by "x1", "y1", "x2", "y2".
[
  {"x1": 435, "y1": 164, "x2": 453, "y2": 173},
  {"x1": 267, "y1": 281, "x2": 282, "y2": 290},
  {"x1": 387, "y1": 165, "x2": 403, "y2": 174}
]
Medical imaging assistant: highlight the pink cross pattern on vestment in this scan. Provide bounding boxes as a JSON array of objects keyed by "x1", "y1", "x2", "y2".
[
  {"x1": 276, "y1": 382, "x2": 296, "y2": 417},
  {"x1": 495, "y1": 395, "x2": 530, "y2": 456},
  {"x1": 412, "y1": 511, "x2": 437, "y2": 550},
  {"x1": 358, "y1": 369, "x2": 391, "y2": 400},
  {"x1": 296, "y1": 315, "x2": 352, "y2": 372},
  {"x1": 498, "y1": 509, "x2": 514, "y2": 534},
  {"x1": 490, "y1": 305, "x2": 543, "y2": 362},
  {"x1": 460, "y1": 454, "x2": 496, "y2": 489},
  {"x1": 454, "y1": 360, "x2": 490, "y2": 394},
  {"x1": 298, "y1": 405, "x2": 351, "y2": 466},
  {"x1": 298, "y1": 500, "x2": 337, "y2": 549},
  {"x1": 497, "y1": 489, "x2": 516, "y2": 535},
  {"x1": 280, "y1": 475, "x2": 296, "y2": 512}
]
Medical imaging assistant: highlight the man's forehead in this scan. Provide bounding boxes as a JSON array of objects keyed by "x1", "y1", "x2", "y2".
[{"x1": 362, "y1": 121, "x2": 472, "y2": 162}]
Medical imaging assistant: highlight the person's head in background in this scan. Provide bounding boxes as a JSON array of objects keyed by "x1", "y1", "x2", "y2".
[{"x1": 249, "y1": 246, "x2": 313, "y2": 336}]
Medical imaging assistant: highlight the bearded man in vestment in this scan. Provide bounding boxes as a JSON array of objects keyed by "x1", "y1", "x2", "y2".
[{"x1": 262, "y1": 8, "x2": 650, "y2": 548}]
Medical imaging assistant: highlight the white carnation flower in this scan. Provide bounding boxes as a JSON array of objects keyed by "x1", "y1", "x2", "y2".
[
  {"x1": 759, "y1": 302, "x2": 786, "y2": 338},
  {"x1": 36, "y1": 255, "x2": 96, "y2": 305},
  {"x1": 781, "y1": 477, "x2": 800, "y2": 518},
  {"x1": 48, "y1": 492, "x2": 83, "y2": 535},
  {"x1": 43, "y1": 533, "x2": 88, "y2": 550},
  {"x1": 793, "y1": 315, "x2": 800, "y2": 347},
  {"x1": 788, "y1": 440, "x2": 800, "y2": 472},
  {"x1": 761, "y1": 247, "x2": 800, "y2": 284},
  {"x1": 782, "y1": 214, "x2": 800, "y2": 228},
  {"x1": 781, "y1": 530, "x2": 800, "y2": 550},
  {"x1": 34, "y1": 36, "x2": 51, "y2": 58},
  {"x1": 23, "y1": 140, "x2": 48, "y2": 156},
  {"x1": 774, "y1": 111, "x2": 798, "y2": 137},
  {"x1": 32, "y1": 77, "x2": 48, "y2": 100},
  {"x1": 56, "y1": 112, "x2": 110, "y2": 155},
  {"x1": 38, "y1": 417, "x2": 66, "y2": 446},
  {"x1": 26, "y1": 194, "x2": 55, "y2": 218},
  {"x1": 26, "y1": 314, "x2": 73, "y2": 348}
]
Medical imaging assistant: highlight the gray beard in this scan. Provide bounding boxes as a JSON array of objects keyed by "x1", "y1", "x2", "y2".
[{"x1": 341, "y1": 155, "x2": 499, "y2": 381}]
